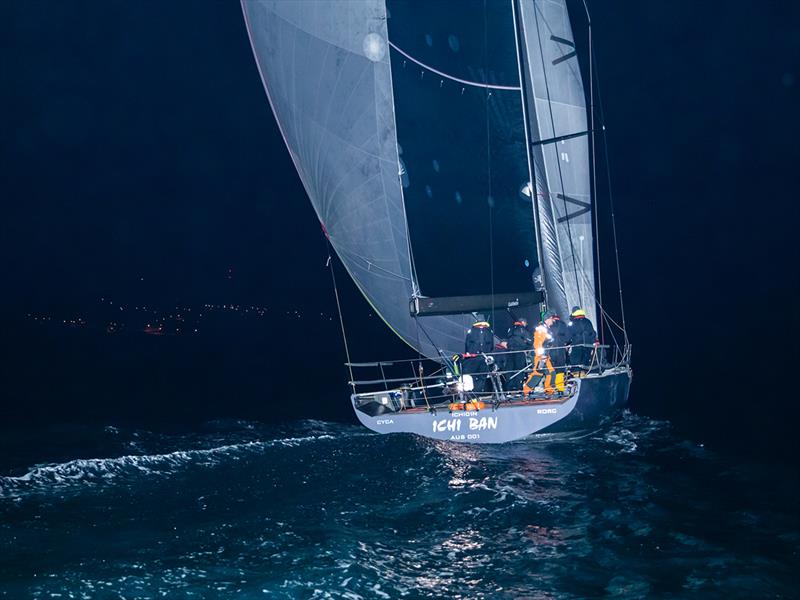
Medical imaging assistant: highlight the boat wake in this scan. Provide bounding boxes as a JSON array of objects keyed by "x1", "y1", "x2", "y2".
[
  {"x1": 0, "y1": 421, "x2": 352, "y2": 499},
  {"x1": 0, "y1": 413, "x2": 669, "y2": 501}
]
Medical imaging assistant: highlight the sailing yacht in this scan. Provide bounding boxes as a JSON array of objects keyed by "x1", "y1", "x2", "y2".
[{"x1": 242, "y1": 0, "x2": 631, "y2": 442}]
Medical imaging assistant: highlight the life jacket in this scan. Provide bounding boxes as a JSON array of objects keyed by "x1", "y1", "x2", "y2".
[{"x1": 448, "y1": 400, "x2": 485, "y2": 412}]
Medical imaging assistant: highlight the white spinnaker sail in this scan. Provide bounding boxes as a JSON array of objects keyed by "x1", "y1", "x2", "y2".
[{"x1": 241, "y1": 0, "x2": 473, "y2": 358}]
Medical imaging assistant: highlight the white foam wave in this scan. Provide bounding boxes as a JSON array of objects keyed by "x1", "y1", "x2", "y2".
[{"x1": 0, "y1": 434, "x2": 334, "y2": 499}]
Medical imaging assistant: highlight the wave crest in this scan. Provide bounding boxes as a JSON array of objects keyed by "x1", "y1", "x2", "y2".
[{"x1": 0, "y1": 434, "x2": 334, "y2": 499}]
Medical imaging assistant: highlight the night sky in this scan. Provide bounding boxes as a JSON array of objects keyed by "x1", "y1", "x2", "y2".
[{"x1": 1, "y1": 2, "x2": 798, "y2": 461}]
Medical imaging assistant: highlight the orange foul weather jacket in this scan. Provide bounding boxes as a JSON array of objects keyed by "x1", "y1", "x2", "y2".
[
  {"x1": 532, "y1": 324, "x2": 554, "y2": 375},
  {"x1": 524, "y1": 322, "x2": 568, "y2": 394},
  {"x1": 523, "y1": 324, "x2": 555, "y2": 394}
]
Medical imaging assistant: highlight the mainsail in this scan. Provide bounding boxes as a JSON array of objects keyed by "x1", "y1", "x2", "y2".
[
  {"x1": 518, "y1": 0, "x2": 597, "y2": 325},
  {"x1": 241, "y1": 0, "x2": 596, "y2": 357}
]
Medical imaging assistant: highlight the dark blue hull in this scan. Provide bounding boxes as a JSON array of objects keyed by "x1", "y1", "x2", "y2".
[
  {"x1": 352, "y1": 367, "x2": 632, "y2": 443},
  {"x1": 539, "y1": 368, "x2": 632, "y2": 434}
]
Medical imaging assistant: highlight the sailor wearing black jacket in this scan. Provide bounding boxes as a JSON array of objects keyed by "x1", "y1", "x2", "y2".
[
  {"x1": 465, "y1": 321, "x2": 494, "y2": 355},
  {"x1": 544, "y1": 313, "x2": 570, "y2": 393},
  {"x1": 504, "y1": 319, "x2": 532, "y2": 390},
  {"x1": 568, "y1": 306, "x2": 597, "y2": 370},
  {"x1": 547, "y1": 314, "x2": 570, "y2": 369},
  {"x1": 462, "y1": 321, "x2": 494, "y2": 392}
]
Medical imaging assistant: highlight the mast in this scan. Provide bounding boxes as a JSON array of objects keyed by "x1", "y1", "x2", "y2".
[{"x1": 580, "y1": 0, "x2": 605, "y2": 344}]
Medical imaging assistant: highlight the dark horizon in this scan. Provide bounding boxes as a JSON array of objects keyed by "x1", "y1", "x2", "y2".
[{"x1": 1, "y1": 1, "x2": 799, "y2": 463}]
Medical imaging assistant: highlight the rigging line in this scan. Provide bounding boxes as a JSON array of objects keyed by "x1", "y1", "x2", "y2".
[
  {"x1": 414, "y1": 317, "x2": 423, "y2": 363},
  {"x1": 326, "y1": 244, "x2": 356, "y2": 393},
  {"x1": 573, "y1": 3, "x2": 627, "y2": 341},
  {"x1": 484, "y1": 0, "x2": 496, "y2": 328},
  {"x1": 516, "y1": 2, "x2": 553, "y2": 314},
  {"x1": 601, "y1": 129, "x2": 628, "y2": 343},
  {"x1": 593, "y1": 60, "x2": 628, "y2": 343},
  {"x1": 559, "y1": 257, "x2": 623, "y2": 357},
  {"x1": 512, "y1": 0, "x2": 547, "y2": 310},
  {"x1": 598, "y1": 302, "x2": 626, "y2": 336},
  {"x1": 596, "y1": 309, "x2": 621, "y2": 366},
  {"x1": 576, "y1": 266, "x2": 625, "y2": 341},
  {"x1": 387, "y1": 41, "x2": 521, "y2": 91},
  {"x1": 576, "y1": 262, "x2": 623, "y2": 331},
  {"x1": 567, "y1": 266, "x2": 623, "y2": 353},
  {"x1": 544, "y1": 208, "x2": 624, "y2": 351},
  {"x1": 583, "y1": 0, "x2": 605, "y2": 347},
  {"x1": 413, "y1": 315, "x2": 457, "y2": 371},
  {"x1": 567, "y1": 241, "x2": 626, "y2": 338},
  {"x1": 532, "y1": 2, "x2": 584, "y2": 307}
]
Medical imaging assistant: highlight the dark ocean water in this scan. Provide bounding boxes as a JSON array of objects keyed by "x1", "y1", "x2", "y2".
[{"x1": 0, "y1": 413, "x2": 797, "y2": 599}]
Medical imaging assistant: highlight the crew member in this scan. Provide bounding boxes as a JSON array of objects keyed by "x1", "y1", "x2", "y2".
[
  {"x1": 465, "y1": 321, "x2": 494, "y2": 355},
  {"x1": 568, "y1": 306, "x2": 598, "y2": 373},
  {"x1": 547, "y1": 311, "x2": 570, "y2": 392},
  {"x1": 462, "y1": 320, "x2": 494, "y2": 392},
  {"x1": 504, "y1": 318, "x2": 532, "y2": 390},
  {"x1": 524, "y1": 311, "x2": 557, "y2": 396}
]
